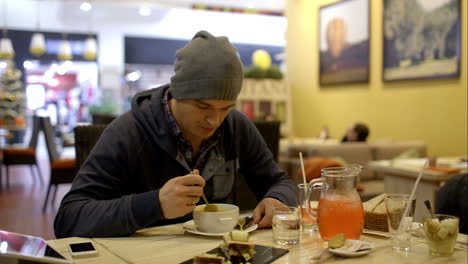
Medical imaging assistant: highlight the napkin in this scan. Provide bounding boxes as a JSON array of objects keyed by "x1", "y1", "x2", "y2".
[{"x1": 425, "y1": 166, "x2": 460, "y2": 174}]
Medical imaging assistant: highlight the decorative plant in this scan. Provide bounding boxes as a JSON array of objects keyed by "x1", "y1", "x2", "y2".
[
  {"x1": 0, "y1": 60, "x2": 26, "y2": 127},
  {"x1": 89, "y1": 90, "x2": 119, "y2": 116},
  {"x1": 243, "y1": 49, "x2": 283, "y2": 80}
]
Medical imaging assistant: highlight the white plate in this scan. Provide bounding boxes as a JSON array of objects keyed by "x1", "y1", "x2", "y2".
[
  {"x1": 182, "y1": 220, "x2": 258, "y2": 237},
  {"x1": 328, "y1": 240, "x2": 374, "y2": 258}
]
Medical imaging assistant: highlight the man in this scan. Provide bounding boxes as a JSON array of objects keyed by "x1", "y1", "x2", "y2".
[
  {"x1": 54, "y1": 30, "x2": 297, "y2": 238},
  {"x1": 437, "y1": 173, "x2": 467, "y2": 234},
  {"x1": 341, "y1": 122, "x2": 369, "y2": 142}
]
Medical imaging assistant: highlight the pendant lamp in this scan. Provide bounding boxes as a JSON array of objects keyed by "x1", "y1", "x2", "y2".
[
  {"x1": 30, "y1": 32, "x2": 46, "y2": 56},
  {"x1": 0, "y1": 1, "x2": 14, "y2": 60},
  {"x1": 83, "y1": 1, "x2": 97, "y2": 60},
  {"x1": 83, "y1": 37, "x2": 97, "y2": 60},
  {"x1": 29, "y1": 0, "x2": 46, "y2": 56},
  {"x1": 0, "y1": 31, "x2": 14, "y2": 59},
  {"x1": 58, "y1": 34, "x2": 72, "y2": 61}
]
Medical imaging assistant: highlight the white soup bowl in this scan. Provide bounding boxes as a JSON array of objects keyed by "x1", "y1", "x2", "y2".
[{"x1": 193, "y1": 203, "x2": 239, "y2": 233}]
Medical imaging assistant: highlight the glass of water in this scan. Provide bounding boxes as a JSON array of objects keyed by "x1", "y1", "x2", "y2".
[
  {"x1": 272, "y1": 205, "x2": 300, "y2": 246},
  {"x1": 385, "y1": 194, "x2": 415, "y2": 252}
]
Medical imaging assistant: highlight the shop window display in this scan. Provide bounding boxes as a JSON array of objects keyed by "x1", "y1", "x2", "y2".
[{"x1": 24, "y1": 60, "x2": 98, "y2": 137}]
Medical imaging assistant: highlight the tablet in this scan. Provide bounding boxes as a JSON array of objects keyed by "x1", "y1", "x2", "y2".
[{"x1": 0, "y1": 230, "x2": 72, "y2": 264}]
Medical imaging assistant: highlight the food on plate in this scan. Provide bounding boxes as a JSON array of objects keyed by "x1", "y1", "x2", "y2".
[
  {"x1": 236, "y1": 216, "x2": 254, "y2": 230},
  {"x1": 329, "y1": 233, "x2": 346, "y2": 249},
  {"x1": 193, "y1": 254, "x2": 225, "y2": 264},
  {"x1": 193, "y1": 241, "x2": 256, "y2": 263},
  {"x1": 221, "y1": 241, "x2": 255, "y2": 263},
  {"x1": 230, "y1": 230, "x2": 249, "y2": 242}
]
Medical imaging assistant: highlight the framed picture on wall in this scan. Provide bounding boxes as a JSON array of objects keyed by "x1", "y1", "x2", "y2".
[
  {"x1": 241, "y1": 101, "x2": 255, "y2": 120},
  {"x1": 383, "y1": 0, "x2": 461, "y2": 81},
  {"x1": 276, "y1": 101, "x2": 286, "y2": 123},
  {"x1": 319, "y1": 0, "x2": 369, "y2": 85},
  {"x1": 259, "y1": 101, "x2": 272, "y2": 120}
]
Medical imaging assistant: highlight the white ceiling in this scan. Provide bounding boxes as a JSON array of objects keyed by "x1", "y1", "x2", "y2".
[
  {"x1": 8, "y1": 0, "x2": 286, "y2": 45},
  {"x1": 61, "y1": 0, "x2": 285, "y2": 12}
]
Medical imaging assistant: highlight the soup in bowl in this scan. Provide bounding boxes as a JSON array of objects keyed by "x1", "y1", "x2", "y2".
[{"x1": 193, "y1": 204, "x2": 239, "y2": 233}]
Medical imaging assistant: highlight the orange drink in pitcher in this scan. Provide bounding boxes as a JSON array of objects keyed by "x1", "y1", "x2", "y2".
[
  {"x1": 317, "y1": 197, "x2": 364, "y2": 240},
  {"x1": 302, "y1": 164, "x2": 364, "y2": 240}
]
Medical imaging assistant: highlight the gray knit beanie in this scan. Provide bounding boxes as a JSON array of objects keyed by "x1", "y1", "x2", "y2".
[{"x1": 170, "y1": 30, "x2": 243, "y2": 100}]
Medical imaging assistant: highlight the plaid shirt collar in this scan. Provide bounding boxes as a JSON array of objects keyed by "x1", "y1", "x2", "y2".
[{"x1": 162, "y1": 87, "x2": 221, "y2": 170}]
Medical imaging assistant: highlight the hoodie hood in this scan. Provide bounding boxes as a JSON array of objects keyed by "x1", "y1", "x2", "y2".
[{"x1": 131, "y1": 84, "x2": 178, "y2": 157}]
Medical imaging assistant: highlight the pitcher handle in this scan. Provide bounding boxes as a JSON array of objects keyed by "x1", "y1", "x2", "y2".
[
  {"x1": 308, "y1": 178, "x2": 323, "y2": 189},
  {"x1": 304, "y1": 178, "x2": 323, "y2": 219}
]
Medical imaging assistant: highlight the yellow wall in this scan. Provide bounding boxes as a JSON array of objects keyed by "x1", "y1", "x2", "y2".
[{"x1": 285, "y1": 0, "x2": 467, "y2": 156}]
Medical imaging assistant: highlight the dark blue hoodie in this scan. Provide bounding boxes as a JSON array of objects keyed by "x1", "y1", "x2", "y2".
[{"x1": 54, "y1": 85, "x2": 297, "y2": 238}]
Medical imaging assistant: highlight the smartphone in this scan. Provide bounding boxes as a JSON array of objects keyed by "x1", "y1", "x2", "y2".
[{"x1": 68, "y1": 242, "x2": 98, "y2": 258}]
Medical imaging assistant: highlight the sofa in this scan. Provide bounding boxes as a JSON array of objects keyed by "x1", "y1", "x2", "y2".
[{"x1": 278, "y1": 140, "x2": 427, "y2": 201}]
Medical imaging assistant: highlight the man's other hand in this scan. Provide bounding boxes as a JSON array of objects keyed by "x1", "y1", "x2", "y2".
[
  {"x1": 159, "y1": 169, "x2": 205, "y2": 219},
  {"x1": 253, "y1": 198, "x2": 285, "y2": 229}
]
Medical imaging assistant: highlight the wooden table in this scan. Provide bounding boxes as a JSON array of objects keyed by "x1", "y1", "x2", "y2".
[
  {"x1": 47, "y1": 223, "x2": 467, "y2": 264},
  {"x1": 368, "y1": 158, "x2": 466, "y2": 222}
]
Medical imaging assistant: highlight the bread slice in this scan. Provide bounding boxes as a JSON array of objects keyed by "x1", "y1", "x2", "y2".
[
  {"x1": 193, "y1": 254, "x2": 224, "y2": 264},
  {"x1": 363, "y1": 193, "x2": 387, "y2": 213},
  {"x1": 372, "y1": 199, "x2": 387, "y2": 214},
  {"x1": 228, "y1": 241, "x2": 255, "y2": 251}
]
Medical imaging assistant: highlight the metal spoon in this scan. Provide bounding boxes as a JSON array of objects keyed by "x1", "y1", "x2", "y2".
[
  {"x1": 201, "y1": 193, "x2": 218, "y2": 212},
  {"x1": 191, "y1": 170, "x2": 218, "y2": 212},
  {"x1": 424, "y1": 200, "x2": 435, "y2": 218}
]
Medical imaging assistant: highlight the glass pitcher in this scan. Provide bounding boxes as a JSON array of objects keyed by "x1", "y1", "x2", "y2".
[{"x1": 304, "y1": 164, "x2": 364, "y2": 240}]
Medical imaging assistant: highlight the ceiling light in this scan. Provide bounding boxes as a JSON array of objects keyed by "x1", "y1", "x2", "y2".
[
  {"x1": 80, "y1": 2, "x2": 92, "y2": 12},
  {"x1": 126, "y1": 71, "x2": 141, "y2": 82},
  {"x1": 23, "y1": 60, "x2": 34, "y2": 69},
  {"x1": 30, "y1": 0, "x2": 46, "y2": 56},
  {"x1": 30, "y1": 33, "x2": 46, "y2": 56},
  {"x1": 0, "y1": 37, "x2": 15, "y2": 59},
  {"x1": 83, "y1": 37, "x2": 97, "y2": 60},
  {"x1": 58, "y1": 39, "x2": 73, "y2": 61},
  {"x1": 139, "y1": 7, "x2": 151, "y2": 16}
]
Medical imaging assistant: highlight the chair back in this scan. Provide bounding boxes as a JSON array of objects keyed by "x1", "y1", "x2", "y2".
[
  {"x1": 253, "y1": 120, "x2": 281, "y2": 162},
  {"x1": 74, "y1": 125, "x2": 107, "y2": 168},
  {"x1": 92, "y1": 114, "x2": 116, "y2": 125},
  {"x1": 233, "y1": 120, "x2": 280, "y2": 211},
  {"x1": 28, "y1": 115, "x2": 41, "y2": 149},
  {"x1": 39, "y1": 116, "x2": 60, "y2": 163}
]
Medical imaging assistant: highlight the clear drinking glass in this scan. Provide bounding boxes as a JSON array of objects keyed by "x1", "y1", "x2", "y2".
[
  {"x1": 385, "y1": 194, "x2": 415, "y2": 252},
  {"x1": 423, "y1": 214, "x2": 459, "y2": 256},
  {"x1": 298, "y1": 183, "x2": 318, "y2": 231},
  {"x1": 272, "y1": 205, "x2": 300, "y2": 246}
]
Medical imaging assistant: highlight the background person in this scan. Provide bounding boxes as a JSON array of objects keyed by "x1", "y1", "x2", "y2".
[{"x1": 341, "y1": 122, "x2": 370, "y2": 142}]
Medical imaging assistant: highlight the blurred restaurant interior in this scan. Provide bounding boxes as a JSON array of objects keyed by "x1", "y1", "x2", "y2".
[{"x1": 0, "y1": 0, "x2": 466, "y2": 253}]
